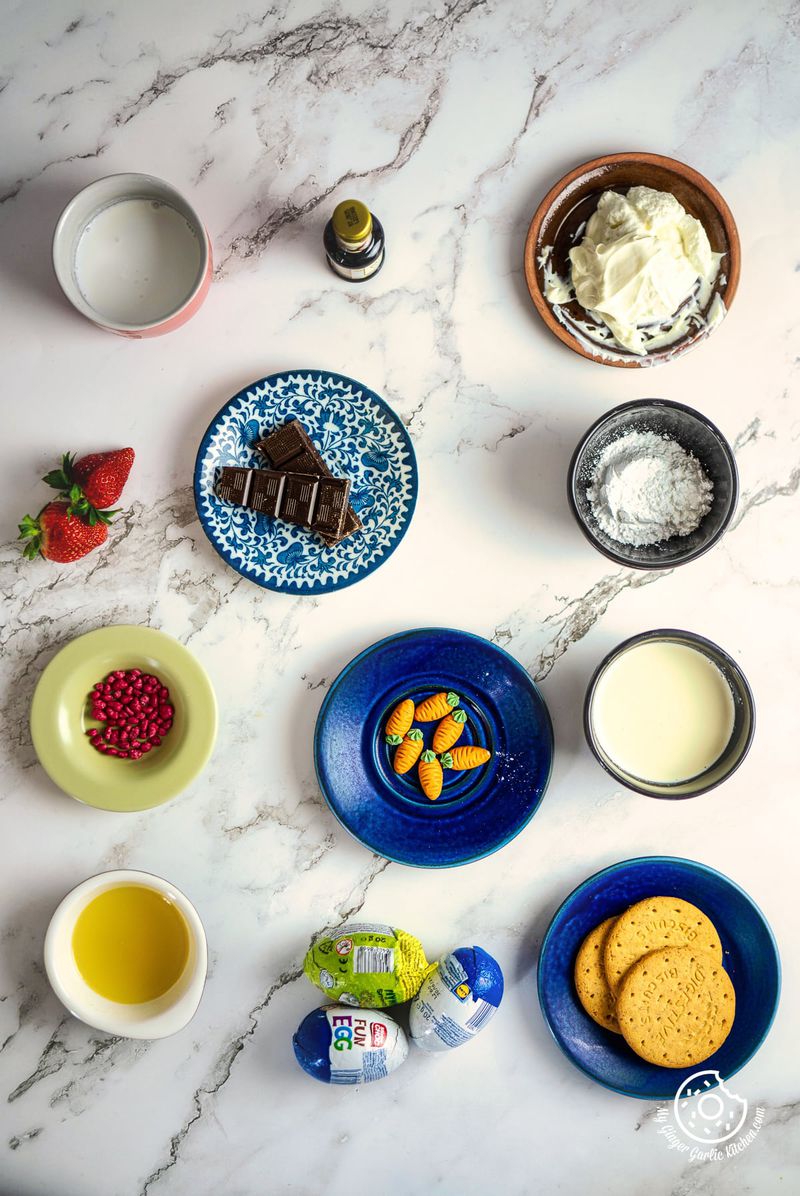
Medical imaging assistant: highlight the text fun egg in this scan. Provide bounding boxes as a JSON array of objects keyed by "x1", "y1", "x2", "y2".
[{"x1": 292, "y1": 1005, "x2": 408, "y2": 1084}]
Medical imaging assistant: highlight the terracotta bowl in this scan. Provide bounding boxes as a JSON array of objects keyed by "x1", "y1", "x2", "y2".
[{"x1": 523, "y1": 152, "x2": 740, "y2": 368}]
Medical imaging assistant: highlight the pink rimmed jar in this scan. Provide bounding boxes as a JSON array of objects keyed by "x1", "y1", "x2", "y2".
[{"x1": 52, "y1": 172, "x2": 212, "y2": 338}]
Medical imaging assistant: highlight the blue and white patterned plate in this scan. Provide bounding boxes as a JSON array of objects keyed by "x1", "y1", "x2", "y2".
[{"x1": 193, "y1": 370, "x2": 418, "y2": 595}]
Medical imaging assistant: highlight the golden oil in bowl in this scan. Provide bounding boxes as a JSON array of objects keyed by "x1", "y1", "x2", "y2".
[{"x1": 72, "y1": 884, "x2": 189, "y2": 1004}]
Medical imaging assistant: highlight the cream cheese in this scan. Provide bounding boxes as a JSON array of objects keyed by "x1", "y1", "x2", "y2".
[
  {"x1": 568, "y1": 186, "x2": 722, "y2": 355},
  {"x1": 540, "y1": 185, "x2": 725, "y2": 360}
]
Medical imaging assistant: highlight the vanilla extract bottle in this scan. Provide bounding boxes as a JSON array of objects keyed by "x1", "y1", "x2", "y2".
[{"x1": 323, "y1": 199, "x2": 385, "y2": 282}]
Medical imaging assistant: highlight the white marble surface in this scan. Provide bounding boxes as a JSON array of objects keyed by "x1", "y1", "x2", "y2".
[{"x1": 1, "y1": 1, "x2": 799, "y2": 1193}]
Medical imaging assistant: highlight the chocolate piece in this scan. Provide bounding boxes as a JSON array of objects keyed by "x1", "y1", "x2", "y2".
[
  {"x1": 288, "y1": 449, "x2": 324, "y2": 475},
  {"x1": 247, "y1": 470, "x2": 285, "y2": 516},
  {"x1": 331, "y1": 504, "x2": 363, "y2": 545},
  {"x1": 216, "y1": 466, "x2": 252, "y2": 505},
  {"x1": 280, "y1": 474, "x2": 319, "y2": 527},
  {"x1": 313, "y1": 477, "x2": 351, "y2": 540},
  {"x1": 255, "y1": 420, "x2": 363, "y2": 545},
  {"x1": 258, "y1": 421, "x2": 307, "y2": 468}
]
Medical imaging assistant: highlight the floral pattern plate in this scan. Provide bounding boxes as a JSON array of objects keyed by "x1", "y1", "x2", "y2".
[{"x1": 193, "y1": 370, "x2": 418, "y2": 595}]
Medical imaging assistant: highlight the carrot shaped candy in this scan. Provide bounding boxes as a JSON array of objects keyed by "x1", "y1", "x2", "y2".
[
  {"x1": 432, "y1": 708, "x2": 468, "y2": 753},
  {"x1": 443, "y1": 746, "x2": 491, "y2": 771},
  {"x1": 392, "y1": 728, "x2": 424, "y2": 775},
  {"x1": 385, "y1": 698, "x2": 415, "y2": 741},
  {"x1": 414, "y1": 691, "x2": 459, "y2": 722},
  {"x1": 418, "y1": 750, "x2": 443, "y2": 801}
]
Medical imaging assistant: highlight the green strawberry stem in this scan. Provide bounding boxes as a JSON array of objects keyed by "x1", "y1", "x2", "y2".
[
  {"x1": 43, "y1": 452, "x2": 75, "y2": 493},
  {"x1": 18, "y1": 514, "x2": 43, "y2": 560}
]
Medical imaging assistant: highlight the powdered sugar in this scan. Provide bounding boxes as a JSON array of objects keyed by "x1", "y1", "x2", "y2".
[{"x1": 587, "y1": 431, "x2": 713, "y2": 547}]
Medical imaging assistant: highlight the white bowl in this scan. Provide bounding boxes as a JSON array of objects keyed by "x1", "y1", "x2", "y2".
[
  {"x1": 52, "y1": 172, "x2": 212, "y2": 338},
  {"x1": 44, "y1": 869, "x2": 207, "y2": 1039}
]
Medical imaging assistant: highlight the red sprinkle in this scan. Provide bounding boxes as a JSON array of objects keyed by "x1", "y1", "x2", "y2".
[{"x1": 87, "y1": 668, "x2": 174, "y2": 763}]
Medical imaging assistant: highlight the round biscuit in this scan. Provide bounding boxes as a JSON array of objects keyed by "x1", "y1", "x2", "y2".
[
  {"x1": 604, "y1": 896, "x2": 722, "y2": 994},
  {"x1": 616, "y1": 945, "x2": 735, "y2": 1068},
  {"x1": 574, "y1": 916, "x2": 621, "y2": 1034}
]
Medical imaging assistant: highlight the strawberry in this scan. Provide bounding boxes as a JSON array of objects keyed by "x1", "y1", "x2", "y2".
[
  {"x1": 44, "y1": 448, "x2": 134, "y2": 524},
  {"x1": 18, "y1": 502, "x2": 108, "y2": 563}
]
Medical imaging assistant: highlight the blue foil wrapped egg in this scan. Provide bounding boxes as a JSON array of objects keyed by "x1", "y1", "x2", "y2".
[
  {"x1": 409, "y1": 946, "x2": 504, "y2": 1052},
  {"x1": 293, "y1": 1004, "x2": 409, "y2": 1084}
]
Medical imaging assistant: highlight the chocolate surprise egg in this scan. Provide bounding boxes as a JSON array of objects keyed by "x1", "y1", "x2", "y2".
[
  {"x1": 292, "y1": 1005, "x2": 408, "y2": 1084},
  {"x1": 409, "y1": 945, "x2": 504, "y2": 1052},
  {"x1": 303, "y1": 922, "x2": 431, "y2": 1008}
]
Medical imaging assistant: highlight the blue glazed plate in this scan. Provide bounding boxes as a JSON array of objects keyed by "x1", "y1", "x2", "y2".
[
  {"x1": 314, "y1": 628, "x2": 554, "y2": 868},
  {"x1": 538, "y1": 857, "x2": 781, "y2": 1099},
  {"x1": 193, "y1": 370, "x2": 418, "y2": 595}
]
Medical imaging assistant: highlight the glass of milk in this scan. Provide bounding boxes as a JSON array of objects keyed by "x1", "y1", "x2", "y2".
[
  {"x1": 583, "y1": 629, "x2": 755, "y2": 798},
  {"x1": 52, "y1": 173, "x2": 212, "y2": 337}
]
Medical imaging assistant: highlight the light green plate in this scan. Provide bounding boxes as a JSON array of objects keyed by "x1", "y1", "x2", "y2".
[{"x1": 30, "y1": 626, "x2": 218, "y2": 812}]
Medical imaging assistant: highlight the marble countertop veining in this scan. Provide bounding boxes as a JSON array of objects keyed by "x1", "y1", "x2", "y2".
[{"x1": 1, "y1": 1, "x2": 799, "y2": 1193}]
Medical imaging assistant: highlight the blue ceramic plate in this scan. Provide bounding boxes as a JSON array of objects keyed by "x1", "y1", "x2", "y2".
[
  {"x1": 193, "y1": 370, "x2": 418, "y2": 595},
  {"x1": 314, "y1": 628, "x2": 554, "y2": 867},
  {"x1": 538, "y1": 857, "x2": 781, "y2": 1099}
]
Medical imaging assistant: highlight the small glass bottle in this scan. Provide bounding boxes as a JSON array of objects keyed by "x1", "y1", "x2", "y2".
[{"x1": 324, "y1": 199, "x2": 385, "y2": 282}]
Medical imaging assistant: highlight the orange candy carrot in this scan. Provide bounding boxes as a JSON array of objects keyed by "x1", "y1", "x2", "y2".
[
  {"x1": 418, "y1": 750, "x2": 443, "y2": 800},
  {"x1": 414, "y1": 691, "x2": 459, "y2": 722},
  {"x1": 432, "y1": 708, "x2": 468, "y2": 753},
  {"x1": 392, "y1": 728, "x2": 424, "y2": 775},
  {"x1": 443, "y1": 746, "x2": 491, "y2": 771},
  {"x1": 385, "y1": 698, "x2": 414, "y2": 741}
]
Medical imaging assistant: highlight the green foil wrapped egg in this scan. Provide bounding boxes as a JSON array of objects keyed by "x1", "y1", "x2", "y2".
[{"x1": 304, "y1": 922, "x2": 431, "y2": 1007}]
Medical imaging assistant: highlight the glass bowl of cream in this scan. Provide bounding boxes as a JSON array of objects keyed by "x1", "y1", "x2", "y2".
[
  {"x1": 524, "y1": 153, "x2": 740, "y2": 367},
  {"x1": 584, "y1": 630, "x2": 755, "y2": 799},
  {"x1": 568, "y1": 399, "x2": 738, "y2": 569}
]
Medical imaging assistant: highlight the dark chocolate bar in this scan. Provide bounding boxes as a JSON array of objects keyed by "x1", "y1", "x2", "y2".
[
  {"x1": 255, "y1": 420, "x2": 362, "y2": 545},
  {"x1": 215, "y1": 466, "x2": 348, "y2": 539}
]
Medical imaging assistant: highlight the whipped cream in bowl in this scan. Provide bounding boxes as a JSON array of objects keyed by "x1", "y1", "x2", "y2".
[{"x1": 525, "y1": 154, "x2": 739, "y2": 368}]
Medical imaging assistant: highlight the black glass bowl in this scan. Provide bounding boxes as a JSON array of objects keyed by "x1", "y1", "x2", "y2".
[
  {"x1": 568, "y1": 399, "x2": 738, "y2": 568},
  {"x1": 583, "y1": 629, "x2": 756, "y2": 799}
]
